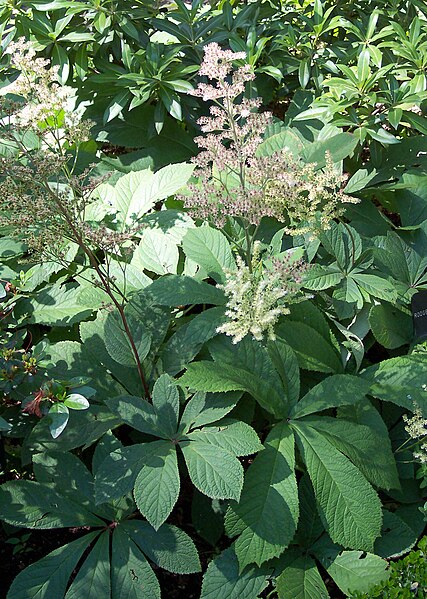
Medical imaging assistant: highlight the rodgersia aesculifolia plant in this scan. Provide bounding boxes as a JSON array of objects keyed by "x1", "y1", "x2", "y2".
[{"x1": 184, "y1": 43, "x2": 357, "y2": 343}]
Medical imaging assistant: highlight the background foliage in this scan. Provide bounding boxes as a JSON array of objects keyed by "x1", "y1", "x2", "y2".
[{"x1": 0, "y1": 1, "x2": 426, "y2": 598}]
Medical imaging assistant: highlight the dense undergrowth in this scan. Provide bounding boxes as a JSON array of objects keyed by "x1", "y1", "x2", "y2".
[{"x1": 0, "y1": 1, "x2": 426, "y2": 598}]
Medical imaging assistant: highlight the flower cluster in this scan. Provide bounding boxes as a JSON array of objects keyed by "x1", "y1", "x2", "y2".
[
  {"x1": 1, "y1": 38, "x2": 93, "y2": 144},
  {"x1": 216, "y1": 242, "x2": 309, "y2": 344},
  {"x1": 183, "y1": 42, "x2": 358, "y2": 234},
  {"x1": 403, "y1": 404, "x2": 427, "y2": 464}
]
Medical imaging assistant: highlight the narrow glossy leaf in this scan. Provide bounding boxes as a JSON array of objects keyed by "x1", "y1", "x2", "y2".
[
  {"x1": 124, "y1": 521, "x2": 201, "y2": 574},
  {"x1": 65, "y1": 532, "x2": 110, "y2": 599},
  {"x1": 290, "y1": 375, "x2": 370, "y2": 419},
  {"x1": 276, "y1": 555, "x2": 329, "y2": 599},
  {"x1": 63, "y1": 393, "x2": 90, "y2": 410},
  {"x1": 112, "y1": 528, "x2": 161, "y2": 599},
  {"x1": 7, "y1": 533, "x2": 99, "y2": 599},
  {"x1": 293, "y1": 423, "x2": 382, "y2": 551},
  {"x1": 228, "y1": 422, "x2": 299, "y2": 569},
  {"x1": 134, "y1": 441, "x2": 179, "y2": 530},
  {"x1": 182, "y1": 226, "x2": 236, "y2": 284},
  {"x1": 187, "y1": 419, "x2": 263, "y2": 457},
  {"x1": 152, "y1": 374, "x2": 179, "y2": 437},
  {"x1": 181, "y1": 441, "x2": 243, "y2": 501},
  {"x1": 200, "y1": 547, "x2": 268, "y2": 599},
  {"x1": 48, "y1": 403, "x2": 69, "y2": 439}
]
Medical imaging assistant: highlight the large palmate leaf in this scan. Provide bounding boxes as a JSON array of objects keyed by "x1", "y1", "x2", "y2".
[
  {"x1": 362, "y1": 355, "x2": 427, "y2": 413},
  {"x1": 180, "y1": 336, "x2": 287, "y2": 418},
  {"x1": 290, "y1": 375, "x2": 370, "y2": 419},
  {"x1": 96, "y1": 163, "x2": 194, "y2": 230},
  {"x1": 133, "y1": 441, "x2": 180, "y2": 530},
  {"x1": 182, "y1": 226, "x2": 236, "y2": 284},
  {"x1": 200, "y1": 548, "x2": 268, "y2": 599},
  {"x1": 226, "y1": 422, "x2": 299, "y2": 570},
  {"x1": 122, "y1": 520, "x2": 201, "y2": 574},
  {"x1": 7, "y1": 533, "x2": 99, "y2": 599},
  {"x1": 301, "y1": 416, "x2": 399, "y2": 490},
  {"x1": 104, "y1": 311, "x2": 151, "y2": 367},
  {"x1": 180, "y1": 441, "x2": 244, "y2": 501},
  {"x1": 313, "y1": 537, "x2": 389, "y2": 596},
  {"x1": 65, "y1": 532, "x2": 111, "y2": 599},
  {"x1": 151, "y1": 374, "x2": 180, "y2": 437},
  {"x1": 111, "y1": 528, "x2": 161, "y2": 599},
  {"x1": 106, "y1": 396, "x2": 159, "y2": 436},
  {"x1": 180, "y1": 391, "x2": 240, "y2": 432},
  {"x1": 186, "y1": 419, "x2": 263, "y2": 457},
  {"x1": 293, "y1": 422, "x2": 382, "y2": 551},
  {"x1": 15, "y1": 285, "x2": 93, "y2": 327},
  {"x1": 160, "y1": 307, "x2": 226, "y2": 376},
  {"x1": 276, "y1": 554, "x2": 329, "y2": 599},
  {"x1": 147, "y1": 275, "x2": 226, "y2": 306},
  {"x1": 267, "y1": 339, "x2": 300, "y2": 408},
  {"x1": 0, "y1": 480, "x2": 104, "y2": 529}
]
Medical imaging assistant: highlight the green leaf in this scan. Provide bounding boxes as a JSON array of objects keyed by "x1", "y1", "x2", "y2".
[
  {"x1": 95, "y1": 443, "x2": 158, "y2": 504},
  {"x1": 33, "y1": 451, "x2": 95, "y2": 506},
  {"x1": 313, "y1": 539, "x2": 389, "y2": 596},
  {"x1": 293, "y1": 422, "x2": 382, "y2": 551},
  {"x1": 302, "y1": 416, "x2": 399, "y2": 490},
  {"x1": 63, "y1": 393, "x2": 90, "y2": 410},
  {"x1": 96, "y1": 163, "x2": 194, "y2": 230},
  {"x1": 182, "y1": 226, "x2": 236, "y2": 283},
  {"x1": 301, "y1": 132, "x2": 358, "y2": 167},
  {"x1": 15, "y1": 285, "x2": 92, "y2": 327},
  {"x1": 180, "y1": 441, "x2": 243, "y2": 501},
  {"x1": 112, "y1": 528, "x2": 161, "y2": 599},
  {"x1": 161, "y1": 307, "x2": 226, "y2": 376},
  {"x1": 187, "y1": 419, "x2": 263, "y2": 457},
  {"x1": 106, "y1": 396, "x2": 159, "y2": 436},
  {"x1": 227, "y1": 422, "x2": 299, "y2": 569},
  {"x1": 7, "y1": 533, "x2": 99, "y2": 599},
  {"x1": 92, "y1": 432, "x2": 122, "y2": 475},
  {"x1": 104, "y1": 311, "x2": 151, "y2": 367},
  {"x1": 290, "y1": 375, "x2": 370, "y2": 419},
  {"x1": 276, "y1": 555, "x2": 329, "y2": 599},
  {"x1": 65, "y1": 532, "x2": 110, "y2": 599},
  {"x1": 303, "y1": 265, "x2": 343, "y2": 291},
  {"x1": 151, "y1": 374, "x2": 179, "y2": 437},
  {"x1": 182, "y1": 336, "x2": 287, "y2": 418},
  {"x1": 200, "y1": 547, "x2": 268, "y2": 599},
  {"x1": 294, "y1": 475, "x2": 324, "y2": 547},
  {"x1": 180, "y1": 391, "x2": 240, "y2": 432},
  {"x1": 134, "y1": 441, "x2": 179, "y2": 530},
  {"x1": 362, "y1": 355, "x2": 427, "y2": 412},
  {"x1": 374, "y1": 510, "x2": 420, "y2": 558},
  {"x1": 48, "y1": 404, "x2": 69, "y2": 439},
  {"x1": 132, "y1": 229, "x2": 179, "y2": 275},
  {"x1": 147, "y1": 275, "x2": 225, "y2": 306},
  {"x1": 267, "y1": 339, "x2": 300, "y2": 408},
  {"x1": 0, "y1": 481, "x2": 104, "y2": 529},
  {"x1": 123, "y1": 521, "x2": 201, "y2": 574},
  {"x1": 349, "y1": 273, "x2": 397, "y2": 302},
  {"x1": 276, "y1": 322, "x2": 342, "y2": 373},
  {"x1": 369, "y1": 304, "x2": 413, "y2": 349}
]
